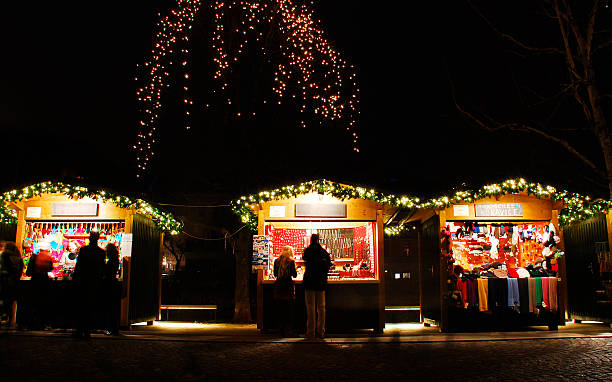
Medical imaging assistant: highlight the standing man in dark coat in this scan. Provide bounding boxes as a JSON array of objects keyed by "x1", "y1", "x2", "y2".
[
  {"x1": 73, "y1": 231, "x2": 105, "y2": 339},
  {"x1": 302, "y1": 233, "x2": 331, "y2": 339}
]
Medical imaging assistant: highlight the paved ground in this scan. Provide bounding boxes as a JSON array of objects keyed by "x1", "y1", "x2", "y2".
[{"x1": 2, "y1": 323, "x2": 612, "y2": 381}]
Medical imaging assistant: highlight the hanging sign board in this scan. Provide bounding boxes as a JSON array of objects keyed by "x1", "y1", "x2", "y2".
[
  {"x1": 26, "y1": 207, "x2": 42, "y2": 218},
  {"x1": 453, "y1": 205, "x2": 470, "y2": 217},
  {"x1": 252, "y1": 235, "x2": 271, "y2": 272},
  {"x1": 52, "y1": 202, "x2": 99, "y2": 217},
  {"x1": 269, "y1": 206, "x2": 286, "y2": 218},
  {"x1": 120, "y1": 233, "x2": 133, "y2": 257},
  {"x1": 475, "y1": 203, "x2": 523, "y2": 217},
  {"x1": 295, "y1": 203, "x2": 346, "y2": 218}
]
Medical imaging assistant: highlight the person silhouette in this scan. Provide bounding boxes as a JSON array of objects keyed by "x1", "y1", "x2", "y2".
[
  {"x1": 72, "y1": 231, "x2": 105, "y2": 339},
  {"x1": 102, "y1": 243, "x2": 120, "y2": 335},
  {"x1": 302, "y1": 234, "x2": 331, "y2": 339},
  {"x1": 273, "y1": 246, "x2": 297, "y2": 337},
  {"x1": 0, "y1": 241, "x2": 24, "y2": 328}
]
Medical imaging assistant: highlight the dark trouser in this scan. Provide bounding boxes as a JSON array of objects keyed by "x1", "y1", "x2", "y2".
[
  {"x1": 75, "y1": 283, "x2": 100, "y2": 336},
  {"x1": 30, "y1": 275, "x2": 51, "y2": 329},
  {"x1": 104, "y1": 280, "x2": 121, "y2": 334},
  {"x1": 305, "y1": 289, "x2": 326, "y2": 338},
  {"x1": 275, "y1": 298, "x2": 294, "y2": 336}
]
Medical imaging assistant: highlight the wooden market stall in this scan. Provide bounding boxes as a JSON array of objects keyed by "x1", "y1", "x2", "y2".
[
  {"x1": 394, "y1": 179, "x2": 610, "y2": 332},
  {"x1": 0, "y1": 181, "x2": 182, "y2": 329},
  {"x1": 233, "y1": 180, "x2": 406, "y2": 333}
]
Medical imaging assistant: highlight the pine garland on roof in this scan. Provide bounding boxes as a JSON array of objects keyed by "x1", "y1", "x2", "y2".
[{"x1": 0, "y1": 181, "x2": 182, "y2": 234}]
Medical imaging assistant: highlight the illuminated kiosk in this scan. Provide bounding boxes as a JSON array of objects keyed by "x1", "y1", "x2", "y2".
[
  {"x1": 400, "y1": 179, "x2": 608, "y2": 332},
  {"x1": 0, "y1": 182, "x2": 181, "y2": 329},
  {"x1": 236, "y1": 180, "x2": 403, "y2": 333}
]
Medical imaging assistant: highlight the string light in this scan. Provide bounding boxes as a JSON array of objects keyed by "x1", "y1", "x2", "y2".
[
  {"x1": 135, "y1": 0, "x2": 201, "y2": 176},
  {"x1": 0, "y1": 182, "x2": 182, "y2": 234},
  {"x1": 135, "y1": 0, "x2": 360, "y2": 176}
]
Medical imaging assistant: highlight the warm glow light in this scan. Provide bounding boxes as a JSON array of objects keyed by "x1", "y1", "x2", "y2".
[
  {"x1": 135, "y1": 0, "x2": 360, "y2": 176},
  {"x1": 153, "y1": 321, "x2": 211, "y2": 329}
]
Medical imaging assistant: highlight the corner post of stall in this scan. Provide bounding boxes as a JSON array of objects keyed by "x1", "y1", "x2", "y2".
[
  {"x1": 257, "y1": 207, "x2": 265, "y2": 330},
  {"x1": 14, "y1": 204, "x2": 25, "y2": 249},
  {"x1": 157, "y1": 231, "x2": 165, "y2": 321},
  {"x1": 376, "y1": 207, "x2": 385, "y2": 333},
  {"x1": 438, "y1": 209, "x2": 449, "y2": 332},
  {"x1": 552, "y1": 208, "x2": 568, "y2": 324}
]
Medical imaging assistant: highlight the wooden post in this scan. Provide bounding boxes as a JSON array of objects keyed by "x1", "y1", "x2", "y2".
[
  {"x1": 417, "y1": 226, "x2": 423, "y2": 323},
  {"x1": 157, "y1": 232, "x2": 164, "y2": 321},
  {"x1": 553, "y1": 209, "x2": 569, "y2": 323},
  {"x1": 15, "y1": 208, "x2": 25, "y2": 251},
  {"x1": 256, "y1": 268, "x2": 263, "y2": 330},
  {"x1": 376, "y1": 208, "x2": 385, "y2": 333},
  {"x1": 120, "y1": 257, "x2": 131, "y2": 329},
  {"x1": 438, "y1": 210, "x2": 448, "y2": 332}
]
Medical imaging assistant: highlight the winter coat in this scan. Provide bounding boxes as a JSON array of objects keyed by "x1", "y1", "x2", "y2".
[
  {"x1": 302, "y1": 243, "x2": 332, "y2": 291},
  {"x1": 273, "y1": 258, "x2": 297, "y2": 300}
]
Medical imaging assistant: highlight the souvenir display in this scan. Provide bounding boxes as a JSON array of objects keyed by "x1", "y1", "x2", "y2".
[
  {"x1": 263, "y1": 222, "x2": 376, "y2": 281},
  {"x1": 21, "y1": 221, "x2": 125, "y2": 279}
]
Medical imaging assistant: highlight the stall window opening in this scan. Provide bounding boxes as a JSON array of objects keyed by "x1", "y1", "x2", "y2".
[{"x1": 264, "y1": 221, "x2": 377, "y2": 281}]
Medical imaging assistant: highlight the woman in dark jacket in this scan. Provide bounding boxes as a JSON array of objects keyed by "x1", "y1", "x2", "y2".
[
  {"x1": 102, "y1": 243, "x2": 120, "y2": 335},
  {"x1": 273, "y1": 246, "x2": 297, "y2": 337},
  {"x1": 1, "y1": 242, "x2": 24, "y2": 328}
]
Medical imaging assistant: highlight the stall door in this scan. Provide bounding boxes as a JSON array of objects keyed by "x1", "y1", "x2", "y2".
[
  {"x1": 129, "y1": 214, "x2": 162, "y2": 324},
  {"x1": 384, "y1": 236, "x2": 420, "y2": 322},
  {"x1": 563, "y1": 214, "x2": 612, "y2": 322},
  {"x1": 420, "y1": 215, "x2": 441, "y2": 325}
]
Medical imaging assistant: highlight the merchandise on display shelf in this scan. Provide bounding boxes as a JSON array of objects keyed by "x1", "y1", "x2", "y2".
[
  {"x1": 448, "y1": 221, "x2": 560, "y2": 272},
  {"x1": 21, "y1": 221, "x2": 125, "y2": 280},
  {"x1": 263, "y1": 221, "x2": 376, "y2": 281}
]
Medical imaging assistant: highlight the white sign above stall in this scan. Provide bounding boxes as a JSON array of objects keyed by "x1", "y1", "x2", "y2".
[
  {"x1": 269, "y1": 206, "x2": 286, "y2": 218},
  {"x1": 295, "y1": 203, "x2": 347, "y2": 218},
  {"x1": 453, "y1": 205, "x2": 470, "y2": 217},
  {"x1": 475, "y1": 203, "x2": 523, "y2": 217},
  {"x1": 26, "y1": 206, "x2": 42, "y2": 218},
  {"x1": 52, "y1": 202, "x2": 99, "y2": 217}
]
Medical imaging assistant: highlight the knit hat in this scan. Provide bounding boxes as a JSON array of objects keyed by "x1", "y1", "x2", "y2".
[
  {"x1": 493, "y1": 268, "x2": 508, "y2": 278},
  {"x1": 507, "y1": 268, "x2": 519, "y2": 278},
  {"x1": 517, "y1": 268, "x2": 531, "y2": 278}
]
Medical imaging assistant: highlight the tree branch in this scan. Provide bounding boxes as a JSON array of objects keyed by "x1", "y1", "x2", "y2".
[
  {"x1": 468, "y1": 1, "x2": 564, "y2": 55},
  {"x1": 595, "y1": 35, "x2": 612, "y2": 52},
  {"x1": 449, "y1": 72, "x2": 604, "y2": 177},
  {"x1": 554, "y1": 0, "x2": 583, "y2": 80}
]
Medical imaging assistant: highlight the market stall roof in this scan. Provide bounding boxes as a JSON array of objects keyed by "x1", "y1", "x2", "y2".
[
  {"x1": 0, "y1": 181, "x2": 182, "y2": 234},
  {"x1": 230, "y1": 178, "x2": 611, "y2": 236}
]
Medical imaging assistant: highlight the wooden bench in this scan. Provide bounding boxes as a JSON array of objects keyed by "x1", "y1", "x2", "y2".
[{"x1": 160, "y1": 305, "x2": 217, "y2": 322}]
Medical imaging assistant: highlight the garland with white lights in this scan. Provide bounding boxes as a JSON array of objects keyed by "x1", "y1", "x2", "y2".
[
  {"x1": 0, "y1": 182, "x2": 182, "y2": 234},
  {"x1": 230, "y1": 178, "x2": 612, "y2": 236}
]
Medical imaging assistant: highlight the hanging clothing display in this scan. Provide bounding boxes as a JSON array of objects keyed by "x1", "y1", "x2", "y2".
[
  {"x1": 528, "y1": 277, "x2": 537, "y2": 313},
  {"x1": 535, "y1": 277, "x2": 543, "y2": 307},
  {"x1": 507, "y1": 278, "x2": 520, "y2": 308},
  {"x1": 548, "y1": 277, "x2": 558, "y2": 312},
  {"x1": 542, "y1": 277, "x2": 550, "y2": 308},
  {"x1": 477, "y1": 278, "x2": 488, "y2": 312}
]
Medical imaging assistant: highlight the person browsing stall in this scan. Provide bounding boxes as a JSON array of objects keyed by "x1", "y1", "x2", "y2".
[
  {"x1": 302, "y1": 234, "x2": 331, "y2": 339},
  {"x1": 73, "y1": 231, "x2": 105, "y2": 339}
]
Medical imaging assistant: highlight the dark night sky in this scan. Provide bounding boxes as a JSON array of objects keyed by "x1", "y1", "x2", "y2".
[{"x1": 1, "y1": 1, "x2": 609, "y2": 201}]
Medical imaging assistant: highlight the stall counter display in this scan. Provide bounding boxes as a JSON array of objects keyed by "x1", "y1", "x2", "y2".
[
  {"x1": 449, "y1": 222, "x2": 555, "y2": 271},
  {"x1": 264, "y1": 222, "x2": 376, "y2": 281},
  {"x1": 21, "y1": 221, "x2": 125, "y2": 279}
]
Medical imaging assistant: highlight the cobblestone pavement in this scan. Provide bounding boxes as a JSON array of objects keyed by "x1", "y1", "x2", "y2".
[{"x1": 2, "y1": 333, "x2": 612, "y2": 381}]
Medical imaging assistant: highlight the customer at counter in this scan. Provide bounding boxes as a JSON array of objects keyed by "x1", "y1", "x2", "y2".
[
  {"x1": 302, "y1": 234, "x2": 331, "y2": 339},
  {"x1": 73, "y1": 231, "x2": 105, "y2": 339}
]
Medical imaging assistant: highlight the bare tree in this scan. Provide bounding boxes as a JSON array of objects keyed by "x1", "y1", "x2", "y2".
[
  {"x1": 163, "y1": 233, "x2": 187, "y2": 273},
  {"x1": 453, "y1": 0, "x2": 612, "y2": 197}
]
